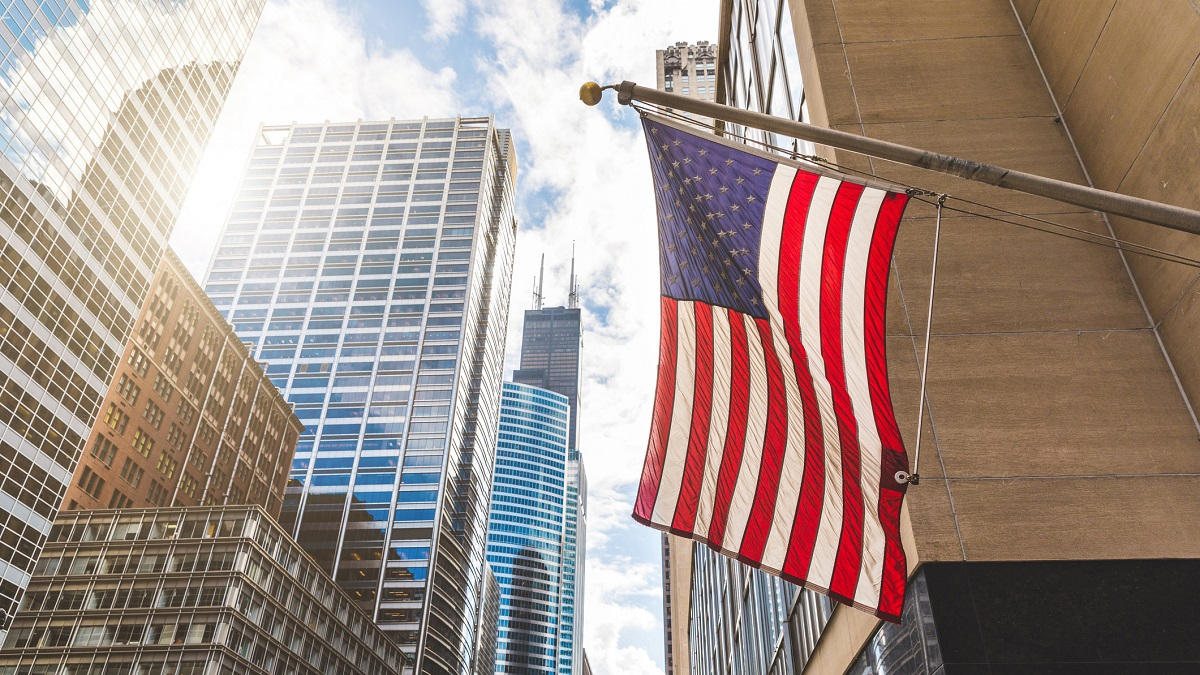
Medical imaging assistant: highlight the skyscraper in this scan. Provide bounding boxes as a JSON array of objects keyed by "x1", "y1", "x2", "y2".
[
  {"x1": 0, "y1": 0, "x2": 264, "y2": 628},
  {"x1": 486, "y1": 382, "x2": 579, "y2": 674},
  {"x1": 509, "y1": 260, "x2": 587, "y2": 674},
  {"x1": 513, "y1": 267, "x2": 582, "y2": 449},
  {"x1": 63, "y1": 250, "x2": 302, "y2": 517},
  {"x1": 203, "y1": 117, "x2": 517, "y2": 674}
]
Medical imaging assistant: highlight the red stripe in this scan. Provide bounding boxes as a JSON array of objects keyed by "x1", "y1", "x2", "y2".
[
  {"x1": 705, "y1": 308, "x2": 749, "y2": 549},
  {"x1": 634, "y1": 297, "x2": 678, "y2": 522},
  {"x1": 738, "y1": 318, "x2": 789, "y2": 562},
  {"x1": 672, "y1": 302, "x2": 714, "y2": 532},
  {"x1": 864, "y1": 192, "x2": 910, "y2": 620},
  {"x1": 820, "y1": 183, "x2": 867, "y2": 602},
  {"x1": 775, "y1": 171, "x2": 828, "y2": 581}
]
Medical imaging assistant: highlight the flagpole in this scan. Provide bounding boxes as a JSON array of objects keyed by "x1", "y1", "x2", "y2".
[{"x1": 579, "y1": 81, "x2": 1200, "y2": 237}]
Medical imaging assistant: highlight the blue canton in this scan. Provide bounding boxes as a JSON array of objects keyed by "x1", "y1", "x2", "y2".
[{"x1": 644, "y1": 118, "x2": 776, "y2": 320}]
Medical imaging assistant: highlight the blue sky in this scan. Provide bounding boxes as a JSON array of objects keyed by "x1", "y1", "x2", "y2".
[{"x1": 171, "y1": 0, "x2": 719, "y2": 672}]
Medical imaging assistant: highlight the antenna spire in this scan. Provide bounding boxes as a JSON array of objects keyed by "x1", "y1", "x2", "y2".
[
  {"x1": 568, "y1": 242, "x2": 579, "y2": 309},
  {"x1": 534, "y1": 254, "x2": 545, "y2": 310}
]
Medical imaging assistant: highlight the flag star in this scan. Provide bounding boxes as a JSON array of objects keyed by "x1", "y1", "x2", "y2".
[
  {"x1": 709, "y1": 238, "x2": 718, "y2": 246},
  {"x1": 752, "y1": 168, "x2": 763, "y2": 175},
  {"x1": 657, "y1": 154, "x2": 664, "y2": 161},
  {"x1": 742, "y1": 267, "x2": 753, "y2": 276},
  {"x1": 750, "y1": 297, "x2": 759, "y2": 305},
  {"x1": 746, "y1": 195, "x2": 757, "y2": 203},
  {"x1": 669, "y1": 275, "x2": 678, "y2": 284},
  {"x1": 706, "y1": 214, "x2": 715, "y2": 221},
  {"x1": 709, "y1": 168, "x2": 718, "y2": 175},
  {"x1": 665, "y1": 213, "x2": 674, "y2": 221},
  {"x1": 680, "y1": 260, "x2": 690, "y2": 269},
  {"x1": 667, "y1": 243, "x2": 676, "y2": 252},
  {"x1": 673, "y1": 140, "x2": 682, "y2": 146},
  {"x1": 667, "y1": 170, "x2": 673, "y2": 178},
  {"x1": 676, "y1": 230, "x2": 686, "y2": 237},
  {"x1": 690, "y1": 247, "x2": 699, "y2": 255},
  {"x1": 675, "y1": 200, "x2": 682, "y2": 207},
  {"x1": 720, "y1": 271, "x2": 728, "y2": 280},
  {"x1": 702, "y1": 265, "x2": 710, "y2": 274},
  {"x1": 698, "y1": 149, "x2": 708, "y2": 156},
  {"x1": 683, "y1": 157, "x2": 692, "y2": 165},
  {"x1": 691, "y1": 278, "x2": 701, "y2": 287},
  {"x1": 689, "y1": 204, "x2": 697, "y2": 212},
  {"x1": 716, "y1": 212, "x2": 725, "y2": 219},
  {"x1": 742, "y1": 222, "x2": 753, "y2": 230},
  {"x1": 672, "y1": 161, "x2": 680, "y2": 169},
  {"x1": 736, "y1": 177, "x2": 746, "y2": 185},
  {"x1": 723, "y1": 258, "x2": 733, "y2": 267},
  {"x1": 650, "y1": 127, "x2": 658, "y2": 134},
  {"x1": 735, "y1": 277, "x2": 745, "y2": 286},
  {"x1": 694, "y1": 194, "x2": 704, "y2": 202},
  {"x1": 725, "y1": 159, "x2": 734, "y2": 166},
  {"x1": 704, "y1": 193, "x2": 714, "y2": 201},
  {"x1": 730, "y1": 204, "x2": 740, "y2": 212},
  {"x1": 719, "y1": 186, "x2": 730, "y2": 193},
  {"x1": 693, "y1": 175, "x2": 702, "y2": 182},
  {"x1": 661, "y1": 144, "x2": 669, "y2": 151},
  {"x1": 707, "y1": 252, "x2": 715, "y2": 261}
]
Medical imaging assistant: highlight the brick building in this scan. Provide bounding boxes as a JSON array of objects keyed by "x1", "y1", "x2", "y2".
[{"x1": 63, "y1": 251, "x2": 301, "y2": 518}]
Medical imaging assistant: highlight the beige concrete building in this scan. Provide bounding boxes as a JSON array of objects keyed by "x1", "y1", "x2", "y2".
[{"x1": 668, "y1": 1, "x2": 1200, "y2": 672}]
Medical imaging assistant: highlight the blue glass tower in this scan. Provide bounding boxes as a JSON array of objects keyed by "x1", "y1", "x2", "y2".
[
  {"x1": 487, "y1": 382, "x2": 578, "y2": 674},
  {"x1": 203, "y1": 118, "x2": 518, "y2": 674}
]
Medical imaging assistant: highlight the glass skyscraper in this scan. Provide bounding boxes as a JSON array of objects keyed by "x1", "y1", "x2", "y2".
[
  {"x1": 487, "y1": 382, "x2": 584, "y2": 675},
  {"x1": 0, "y1": 0, "x2": 264, "y2": 627},
  {"x1": 513, "y1": 306, "x2": 582, "y2": 450},
  {"x1": 202, "y1": 117, "x2": 517, "y2": 673}
]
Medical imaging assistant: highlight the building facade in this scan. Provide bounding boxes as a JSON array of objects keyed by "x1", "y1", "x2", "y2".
[
  {"x1": 512, "y1": 306, "x2": 582, "y2": 451},
  {"x1": 203, "y1": 117, "x2": 517, "y2": 673},
  {"x1": 655, "y1": 41, "x2": 719, "y2": 103},
  {"x1": 0, "y1": 505, "x2": 405, "y2": 674},
  {"x1": 485, "y1": 382, "x2": 579, "y2": 675},
  {"x1": 695, "y1": 0, "x2": 1200, "y2": 672},
  {"x1": 510, "y1": 272, "x2": 587, "y2": 674},
  {"x1": 64, "y1": 250, "x2": 302, "y2": 517},
  {"x1": 0, "y1": 0, "x2": 264, "y2": 627},
  {"x1": 472, "y1": 565, "x2": 500, "y2": 675}
]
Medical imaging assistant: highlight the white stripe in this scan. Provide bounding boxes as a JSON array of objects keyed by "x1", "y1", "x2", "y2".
[
  {"x1": 755, "y1": 166, "x2": 809, "y2": 572},
  {"x1": 652, "y1": 301, "x2": 697, "y2": 526},
  {"x1": 720, "y1": 311, "x2": 769, "y2": 553},
  {"x1": 844, "y1": 190, "x2": 888, "y2": 608},
  {"x1": 797, "y1": 176, "x2": 844, "y2": 589},
  {"x1": 694, "y1": 307, "x2": 732, "y2": 541}
]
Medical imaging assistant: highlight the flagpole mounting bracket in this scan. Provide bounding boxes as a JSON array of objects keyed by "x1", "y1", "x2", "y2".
[{"x1": 895, "y1": 471, "x2": 920, "y2": 486}]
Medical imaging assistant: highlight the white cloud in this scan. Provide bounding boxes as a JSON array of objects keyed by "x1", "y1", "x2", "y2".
[
  {"x1": 420, "y1": 0, "x2": 468, "y2": 40},
  {"x1": 170, "y1": 0, "x2": 459, "y2": 277}
]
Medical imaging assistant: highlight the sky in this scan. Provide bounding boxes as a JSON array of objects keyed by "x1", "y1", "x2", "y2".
[{"x1": 171, "y1": 0, "x2": 719, "y2": 671}]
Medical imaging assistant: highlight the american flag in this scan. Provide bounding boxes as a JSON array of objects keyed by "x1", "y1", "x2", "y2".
[{"x1": 633, "y1": 115, "x2": 912, "y2": 622}]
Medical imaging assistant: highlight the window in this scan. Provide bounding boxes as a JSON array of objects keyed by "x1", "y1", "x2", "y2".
[
  {"x1": 129, "y1": 349, "x2": 150, "y2": 377},
  {"x1": 119, "y1": 459, "x2": 145, "y2": 489},
  {"x1": 147, "y1": 480, "x2": 170, "y2": 506},
  {"x1": 78, "y1": 466, "x2": 105, "y2": 498},
  {"x1": 104, "y1": 404, "x2": 129, "y2": 434},
  {"x1": 153, "y1": 373, "x2": 173, "y2": 401},
  {"x1": 131, "y1": 427, "x2": 154, "y2": 458},
  {"x1": 157, "y1": 452, "x2": 178, "y2": 480},
  {"x1": 180, "y1": 474, "x2": 198, "y2": 499},
  {"x1": 143, "y1": 400, "x2": 165, "y2": 428},
  {"x1": 108, "y1": 490, "x2": 133, "y2": 509},
  {"x1": 90, "y1": 435, "x2": 118, "y2": 467},
  {"x1": 167, "y1": 423, "x2": 187, "y2": 451},
  {"x1": 117, "y1": 374, "x2": 140, "y2": 405}
]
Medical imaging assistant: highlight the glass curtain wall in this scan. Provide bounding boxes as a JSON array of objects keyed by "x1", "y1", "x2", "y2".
[{"x1": 202, "y1": 118, "x2": 517, "y2": 673}]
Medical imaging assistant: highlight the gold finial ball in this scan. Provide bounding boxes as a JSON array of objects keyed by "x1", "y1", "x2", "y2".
[{"x1": 579, "y1": 82, "x2": 603, "y2": 106}]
